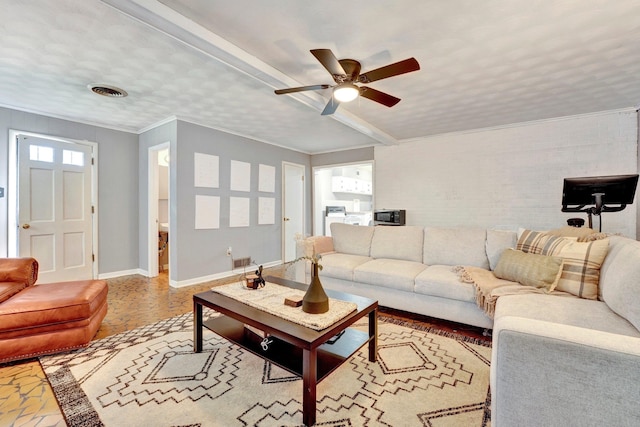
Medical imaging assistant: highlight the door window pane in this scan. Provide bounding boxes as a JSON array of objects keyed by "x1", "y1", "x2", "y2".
[
  {"x1": 29, "y1": 145, "x2": 54, "y2": 162},
  {"x1": 63, "y1": 150, "x2": 84, "y2": 166}
]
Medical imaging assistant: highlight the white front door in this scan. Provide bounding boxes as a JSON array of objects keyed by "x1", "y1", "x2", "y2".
[
  {"x1": 18, "y1": 135, "x2": 94, "y2": 283},
  {"x1": 282, "y1": 162, "x2": 305, "y2": 262}
]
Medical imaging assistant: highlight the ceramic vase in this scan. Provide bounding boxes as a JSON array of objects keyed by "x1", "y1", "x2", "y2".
[{"x1": 302, "y1": 262, "x2": 329, "y2": 314}]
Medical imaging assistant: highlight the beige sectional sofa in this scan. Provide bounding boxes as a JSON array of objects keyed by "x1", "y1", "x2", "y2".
[
  {"x1": 296, "y1": 223, "x2": 640, "y2": 426},
  {"x1": 491, "y1": 234, "x2": 640, "y2": 426},
  {"x1": 296, "y1": 223, "x2": 514, "y2": 329}
]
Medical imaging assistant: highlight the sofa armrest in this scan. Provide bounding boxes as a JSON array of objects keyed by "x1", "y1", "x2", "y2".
[
  {"x1": 491, "y1": 316, "x2": 640, "y2": 427},
  {"x1": 296, "y1": 235, "x2": 334, "y2": 258},
  {"x1": 0, "y1": 258, "x2": 38, "y2": 286}
]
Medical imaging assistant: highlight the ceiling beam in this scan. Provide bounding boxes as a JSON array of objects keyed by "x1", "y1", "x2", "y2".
[{"x1": 101, "y1": 0, "x2": 399, "y2": 146}]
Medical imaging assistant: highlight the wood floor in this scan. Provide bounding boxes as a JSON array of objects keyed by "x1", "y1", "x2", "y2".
[{"x1": 0, "y1": 267, "x2": 490, "y2": 427}]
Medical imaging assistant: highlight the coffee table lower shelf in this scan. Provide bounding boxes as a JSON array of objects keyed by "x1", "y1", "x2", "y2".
[{"x1": 203, "y1": 315, "x2": 370, "y2": 382}]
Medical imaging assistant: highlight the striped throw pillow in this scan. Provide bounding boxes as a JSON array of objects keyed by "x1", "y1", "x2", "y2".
[
  {"x1": 516, "y1": 229, "x2": 572, "y2": 254},
  {"x1": 517, "y1": 229, "x2": 609, "y2": 299}
]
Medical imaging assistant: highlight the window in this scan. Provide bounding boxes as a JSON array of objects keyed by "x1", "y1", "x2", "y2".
[
  {"x1": 63, "y1": 149, "x2": 84, "y2": 166},
  {"x1": 29, "y1": 145, "x2": 53, "y2": 162}
]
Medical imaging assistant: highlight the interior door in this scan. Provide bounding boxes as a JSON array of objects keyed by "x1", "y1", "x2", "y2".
[
  {"x1": 18, "y1": 135, "x2": 94, "y2": 283},
  {"x1": 283, "y1": 162, "x2": 305, "y2": 262}
]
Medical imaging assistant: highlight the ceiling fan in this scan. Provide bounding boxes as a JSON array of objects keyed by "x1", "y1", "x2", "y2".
[{"x1": 274, "y1": 49, "x2": 420, "y2": 115}]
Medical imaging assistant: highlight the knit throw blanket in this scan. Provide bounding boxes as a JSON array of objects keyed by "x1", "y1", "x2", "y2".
[{"x1": 453, "y1": 266, "x2": 547, "y2": 318}]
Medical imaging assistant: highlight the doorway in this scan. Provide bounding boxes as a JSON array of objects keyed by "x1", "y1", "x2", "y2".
[
  {"x1": 148, "y1": 143, "x2": 170, "y2": 277},
  {"x1": 8, "y1": 131, "x2": 98, "y2": 283},
  {"x1": 313, "y1": 162, "x2": 374, "y2": 236},
  {"x1": 282, "y1": 162, "x2": 305, "y2": 263}
]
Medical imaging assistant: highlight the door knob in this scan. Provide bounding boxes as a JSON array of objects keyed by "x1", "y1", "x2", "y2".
[
  {"x1": 283, "y1": 217, "x2": 290, "y2": 221},
  {"x1": 22, "y1": 224, "x2": 30, "y2": 229}
]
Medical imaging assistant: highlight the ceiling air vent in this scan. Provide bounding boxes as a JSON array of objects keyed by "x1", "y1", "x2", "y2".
[{"x1": 88, "y1": 84, "x2": 128, "y2": 98}]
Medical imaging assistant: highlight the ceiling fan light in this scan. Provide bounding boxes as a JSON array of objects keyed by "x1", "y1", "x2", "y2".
[{"x1": 333, "y1": 83, "x2": 359, "y2": 102}]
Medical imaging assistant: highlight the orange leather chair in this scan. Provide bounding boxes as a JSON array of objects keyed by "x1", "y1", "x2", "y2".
[{"x1": 0, "y1": 258, "x2": 108, "y2": 363}]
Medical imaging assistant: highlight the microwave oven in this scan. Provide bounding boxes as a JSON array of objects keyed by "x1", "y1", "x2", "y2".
[{"x1": 374, "y1": 209, "x2": 406, "y2": 226}]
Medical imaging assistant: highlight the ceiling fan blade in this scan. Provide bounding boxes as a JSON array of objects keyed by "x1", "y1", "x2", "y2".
[
  {"x1": 274, "y1": 84, "x2": 330, "y2": 95},
  {"x1": 359, "y1": 86, "x2": 401, "y2": 107},
  {"x1": 321, "y1": 98, "x2": 341, "y2": 115},
  {"x1": 311, "y1": 49, "x2": 347, "y2": 78},
  {"x1": 358, "y1": 57, "x2": 420, "y2": 83}
]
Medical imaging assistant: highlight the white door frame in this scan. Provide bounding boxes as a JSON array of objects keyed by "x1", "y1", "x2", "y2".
[
  {"x1": 147, "y1": 142, "x2": 170, "y2": 277},
  {"x1": 8, "y1": 130, "x2": 99, "y2": 277},
  {"x1": 282, "y1": 161, "x2": 305, "y2": 263}
]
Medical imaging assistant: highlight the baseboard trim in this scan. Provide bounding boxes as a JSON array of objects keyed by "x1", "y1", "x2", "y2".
[
  {"x1": 169, "y1": 260, "x2": 282, "y2": 288},
  {"x1": 98, "y1": 268, "x2": 146, "y2": 280},
  {"x1": 96, "y1": 261, "x2": 283, "y2": 288}
]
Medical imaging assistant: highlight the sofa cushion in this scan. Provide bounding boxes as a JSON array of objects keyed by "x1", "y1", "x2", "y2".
[
  {"x1": 353, "y1": 259, "x2": 427, "y2": 293},
  {"x1": 370, "y1": 226, "x2": 424, "y2": 262},
  {"x1": 599, "y1": 236, "x2": 640, "y2": 331},
  {"x1": 495, "y1": 293, "x2": 640, "y2": 338},
  {"x1": 423, "y1": 227, "x2": 489, "y2": 268},
  {"x1": 414, "y1": 265, "x2": 476, "y2": 302},
  {"x1": 493, "y1": 249, "x2": 564, "y2": 292},
  {"x1": 330, "y1": 223, "x2": 375, "y2": 257},
  {"x1": 517, "y1": 229, "x2": 609, "y2": 299},
  {"x1": 486, "y1": 229, "x2": 517, "y2": 270},
  {"x1": 0, "y1": 280, "x2": 108, "y2": 333},
  {"x1": 0, "y1": 282, "x2": 27, "y2": 304},
  {"x1": 318, "y1": 253, "x2": 372, "y2": 281}
]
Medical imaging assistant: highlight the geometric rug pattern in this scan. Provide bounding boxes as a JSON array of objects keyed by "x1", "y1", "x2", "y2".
[{"x1": 40, "y1": 311, "x2": 491, "y2": 426}]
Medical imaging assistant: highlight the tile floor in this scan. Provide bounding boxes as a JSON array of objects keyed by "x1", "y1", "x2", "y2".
[{"x1": 0, "y1": 267, "x2": 490, "y2": 426}]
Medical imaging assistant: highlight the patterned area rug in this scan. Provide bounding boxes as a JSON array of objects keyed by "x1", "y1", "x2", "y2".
[{"x1": 40, "y1": 312, "x2": 491, "y2": 426}]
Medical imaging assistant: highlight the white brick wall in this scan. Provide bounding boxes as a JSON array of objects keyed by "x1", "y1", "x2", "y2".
[{"x1": 375, "y1": 110, "x2": 638, "y2": 237}]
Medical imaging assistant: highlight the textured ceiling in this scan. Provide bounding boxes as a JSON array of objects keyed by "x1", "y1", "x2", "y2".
[{"x1": 1, "y1": 0, "x2": 639, "y2": 153}]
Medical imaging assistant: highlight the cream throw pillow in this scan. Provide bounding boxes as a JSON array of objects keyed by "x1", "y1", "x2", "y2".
[
  {"x1": 546, "y1": 225, "x2": 597, "y2": 241},
  {"x1": 517, "y1": 229, "x2": 609, "y2": 299},
  {"x1": 494, "y1": 249, "x2": 564, "y2": 292},
  {"x1": 549, "y1": 238, "x2": 609, "y2": 299},
  {"x1": 308, "y1": 236, "x2": 334, "y2": 255}
]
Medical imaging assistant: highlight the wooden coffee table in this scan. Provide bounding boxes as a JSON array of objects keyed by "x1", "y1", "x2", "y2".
[{"x1": 193, "y1": 275, "x2": 378, "y2": 426}]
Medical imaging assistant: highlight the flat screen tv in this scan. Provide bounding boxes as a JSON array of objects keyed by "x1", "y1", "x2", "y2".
[{"x1": 562, "y1": 174, "x2": 639, "y2": 213}]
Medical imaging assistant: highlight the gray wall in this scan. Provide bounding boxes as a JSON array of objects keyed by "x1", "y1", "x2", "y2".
[
  {"x1": 0, "y1": 107, "x2": 139, "y2": 273},
  {"x1": 139, "y1": 120, "x2": 311, "y2": 284}
]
